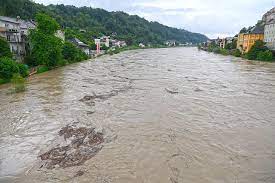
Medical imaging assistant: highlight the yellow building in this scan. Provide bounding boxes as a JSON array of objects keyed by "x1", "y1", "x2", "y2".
[
  {"x1": 237, "y1": 33, "x2": 244, "y2": 51},
  {"x1": 242, "y1": 26, "x2": 264, "y2": 53}
]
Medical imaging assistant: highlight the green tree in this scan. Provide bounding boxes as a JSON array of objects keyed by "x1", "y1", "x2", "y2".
[
  {"x1": 36, "y1": 13, "x2": 60, "y2": 35},
  {"x1": 0, "y1": 37, "x2": 12, "y2": 58},
  {"x1": 246, "y1": 40, "x2": 268, "y2": 60},
  {"x1": 29, "y1": 13, "x2": 63, "y2": 68},
  {"x1": 62, "y1": 41, "x2": 87, "y2": 63}
]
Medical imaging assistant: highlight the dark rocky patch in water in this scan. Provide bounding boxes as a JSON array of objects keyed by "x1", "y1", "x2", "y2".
[{"x1": 39, "y1": 125, "x2": 104, "y2": 169}]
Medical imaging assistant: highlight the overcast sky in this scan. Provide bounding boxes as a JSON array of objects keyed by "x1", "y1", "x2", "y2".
[{"x1": 34, "y1": 0, "x2": 274, "y2": 38}]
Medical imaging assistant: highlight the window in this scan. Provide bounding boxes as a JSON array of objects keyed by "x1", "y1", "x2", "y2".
[{"x1": 7, "y1": 35, "x2": 10, "y2": 41}]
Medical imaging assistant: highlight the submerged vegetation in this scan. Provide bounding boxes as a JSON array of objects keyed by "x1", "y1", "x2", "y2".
[{"x1": 11, "y1": 73, "x2": 26, "y2": 93}]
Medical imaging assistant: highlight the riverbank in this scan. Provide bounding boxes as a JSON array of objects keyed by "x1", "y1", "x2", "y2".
[{"x1": 198, "y1": 43, "x2": 275, "y2": 62}]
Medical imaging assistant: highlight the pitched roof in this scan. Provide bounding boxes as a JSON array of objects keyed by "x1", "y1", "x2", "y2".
[
  {"x1": 0, "y1": 16, "x2": 20, "y2": 24},
  {"x1": 0, "y1": 16, "x2": 36, "y2": 29},
  {"x1": 245, "y1": 26, "x2": 264, "y2": 34},
  {"x1": 70, "y1": 38, "x2": 89, "y2": 47},
  {"x1": 266, "y1": 18, "x2": 275, "y2": 25}
]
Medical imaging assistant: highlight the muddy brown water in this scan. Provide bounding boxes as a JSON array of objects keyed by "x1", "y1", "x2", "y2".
[{"x1": 0, "y1": 47, "x2": 275, "y2": 183}]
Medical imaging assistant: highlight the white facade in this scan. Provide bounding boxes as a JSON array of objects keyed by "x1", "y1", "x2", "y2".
[
  {"x1": 0, "y1": 16, "x2": 36, "y2": 59},
  {"x1": 100, "y1": 36, "x2": 110, "y2": 47},
  {"x1": 264, "y1": 24, "x2": 275, "y2": 50},
  {"x1": 263, "y1": 7, "x2": 275, "y2": 51},
  {"x1": 55, "y1": 30, "x2": 65, "y2": 41}
]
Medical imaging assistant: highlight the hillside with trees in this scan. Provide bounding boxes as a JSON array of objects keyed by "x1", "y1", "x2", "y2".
[{"x1": 0, "y1": 0, "x2": 208, "y2": 45}]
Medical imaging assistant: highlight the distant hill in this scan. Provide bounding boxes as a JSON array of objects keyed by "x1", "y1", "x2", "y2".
[{"x1": 0, "y1": 0, "x2": 208, "y2": 45}]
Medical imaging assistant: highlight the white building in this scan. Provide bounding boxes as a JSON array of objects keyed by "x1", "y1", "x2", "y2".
[
  {"x1": 55, "y1": 30, "x2": 65, "y2": 41},
  {"x1": 100, "y1": 36, "x2": 110, "y2": 48},
  {"x1": 110, "y1": 39, "x2": 127, "y2": 48},
  {"x1": 263, "y1": 8, "x2": 275, "y2": 50},
  {"x1": 139, "y1": 43, "x2": 145, "y2": 48},
  {"x1": 0, "y1": 16, "x2": 37, "y2": 60}
]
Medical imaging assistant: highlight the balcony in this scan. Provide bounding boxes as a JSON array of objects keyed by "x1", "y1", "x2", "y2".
[{"x1": 6, "y1": 28, "x2": 19, "y2": 33}]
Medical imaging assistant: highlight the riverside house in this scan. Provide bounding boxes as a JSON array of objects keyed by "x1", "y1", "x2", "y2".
[
  {"x1": 237, "y1": 26, "x2": 264, "y2": 53},
  {"x1": 0, "y1": 15, "x2": 65, "y2": 60},
  {"x1": 263, "y1": 8, "x2": 275, "y2": 50},
  {"x1": 69, "y1": 38, "x2": 90, "y2": 55},
  {"x1": 0, "y1": 16, "x2": 36, "y2": 60}
]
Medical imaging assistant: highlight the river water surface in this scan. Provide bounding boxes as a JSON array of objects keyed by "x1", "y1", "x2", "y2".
[{"x1": 0, "y1": 48, "x2": 275, "y2": 183}]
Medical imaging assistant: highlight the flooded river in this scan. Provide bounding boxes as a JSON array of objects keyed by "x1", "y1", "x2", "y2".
[{"x1": 0, "y1": 47, "x2": 275, "y2": 183}]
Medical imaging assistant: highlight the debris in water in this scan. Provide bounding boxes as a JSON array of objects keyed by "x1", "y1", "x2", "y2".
[
  {"x1": 80, "y1": 86, "x2": 131, "y2": 106},
  {"x1": 74, "y1": 170, "x2": 85, "y2": 177},
  {"x1": 39, "y1": 125, "x2": 104, "y2": 169},
  {"x1": 165, "y1": 88, "x2": 179, "y2": 94},
  {"x1": 194, "y1": 87, "x2": 203, "y2": 92}
]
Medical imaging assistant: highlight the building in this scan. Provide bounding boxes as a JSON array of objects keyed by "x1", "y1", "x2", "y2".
[
  {"x1": 110, "y1": 39, "x2": 127, "y2": 48},
  {"x1": 241, "y1": 26, "x2": 264, "y2": 53},
  {"x1": 0, "y1": 16, "x2": 36, "y2": 59},
  {"x1": 100, "y1": 36, "x2": 110, "y2": 48},
  {"x1": 219, "y1": 38, "x2": 226, "y2": 48},
  {"x1": 69, "y1": 38, "x2": 90, "y2": 55},
  {"x1": 237, "y1": 33, "x2": 245, "y2": 51},
  {"x1": 263, "y1": 7, "x2": 275, "y2": 50},
  {"x1": 165, "y1": 40, "x2": 176, "y2": 47},
  {"x1": 55, "y1": 30, "x2": 65, "y2": 41},
  {"x1": 262, "y1": 8, "x2": 275, "y2": 23},
  {"x1": 139, "y1": 43, "x2": 145, "y2": 48}
]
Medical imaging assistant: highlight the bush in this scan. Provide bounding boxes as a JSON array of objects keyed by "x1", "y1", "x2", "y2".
[
  {"x1": 0, "y1": 57, "x2": 19, "y2": 80},
  {"x1": 256, "y1": 50, "x2": 273, "y2": 61},
  {"x1": 0, "y1": 57, "x2": 29, "y2": 83},
  {"x1": 213, "y1": 47, "x2": 221, "y2": 54},
  {"x1": 24, "y1": 54, "x2": 38, "y2": 66},
  {"x1": 0, "y1": 37, "x2": 12, "y2": 58},
  {"x1": 62, "y1": 42, "x2": 88, "y2": 63},
  {"x1": 247, "y1": 40, "x2": 268, "y2": 60},
  {"x1": 37, "y1": 66, "x2": 49, "y2": 74},
  {"x1": 232, "y1": 49, "x2": 241, "y2": 57},
  {"x1": 101, "y1": 44, "x2": 108, "y2": 50},
  {"x1": 18, "y1": 64, "x2": 29, "y2": 77},
  {"x1": 220, "y1": 49, "x2": 229, "y2": 55}
]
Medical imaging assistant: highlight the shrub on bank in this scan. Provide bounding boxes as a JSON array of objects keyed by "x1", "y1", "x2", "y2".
[
  {"x1": 37, "y1": 66, "x2": 49, "y2": 74},
  {"x1": 220, "y1": 49, "x2": 229, "y2": 56},
  {"x1": 256, "y1": 50, "x2": 273, "y2": 61},
  {"x1": 232, "y1": 49, "x2": 241, "y2": 57},
  {"x1": 0, "y1": 57, "x2": 29, "y2": 82},
  {"x1": 213, "y1": 47, "x2": 221, "y2": 54},
  {"x1": 246, "y1": 40, "x2": 268, "y2": 60}
]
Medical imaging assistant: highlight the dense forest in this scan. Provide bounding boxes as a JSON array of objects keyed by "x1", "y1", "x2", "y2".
[{"x1": 0, "y1": 0, "x2": 208, "y2": 45}]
